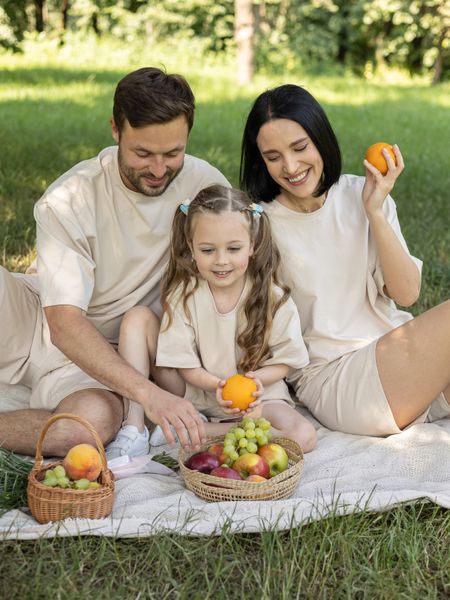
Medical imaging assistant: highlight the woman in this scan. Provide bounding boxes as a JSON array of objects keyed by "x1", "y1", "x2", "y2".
[{"x1": 240, "y1": 84, "x2": 450, "y2": 436}]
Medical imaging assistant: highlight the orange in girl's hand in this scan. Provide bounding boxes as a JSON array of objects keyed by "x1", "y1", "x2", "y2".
[
  {"x1": 222, "y1": 374, "x2": 258, "y2": 411},
  {"x1": 365, "y1": 142, "x2": 396, "y2": 175}
]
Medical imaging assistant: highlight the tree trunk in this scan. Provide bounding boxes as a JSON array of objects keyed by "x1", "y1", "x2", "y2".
[
  {"x1": 235, "y1": 0, "x2": 255, "y2": 84},
  {"x1": 61, "y1": 0, "x2": 70, "y2": 31},
  {"x1": 34, "y1": 0, "x2": 47, "y2": 33}
]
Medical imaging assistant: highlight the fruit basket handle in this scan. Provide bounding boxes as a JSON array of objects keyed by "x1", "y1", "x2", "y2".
[{"x1": 32, "y1": 412, "x2": 111, "y2": 483}]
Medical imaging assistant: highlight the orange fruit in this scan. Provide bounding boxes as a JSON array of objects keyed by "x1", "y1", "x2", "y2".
[
  {"x1": 365, "y1": 142, "x2": 396, "y2": 175},
  {"x1": 222, "y1": 374, "x2": 257, "y2": 411}
]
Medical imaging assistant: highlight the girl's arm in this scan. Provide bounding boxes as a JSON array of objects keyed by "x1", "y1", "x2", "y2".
[
  {"x1": 363, "y1": 145, "x2": 421, "y2": 307},
  {"x1": 249, "y1": 364, "x2": 290, "y2": 387},
  {"x1": 178, "y1": 367, "x2": 221, "y2": 392}
]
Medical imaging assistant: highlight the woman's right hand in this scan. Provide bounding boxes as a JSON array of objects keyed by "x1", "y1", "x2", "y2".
[{"x1": 362, "y1": 144, "x2": 404, "y2": 217}]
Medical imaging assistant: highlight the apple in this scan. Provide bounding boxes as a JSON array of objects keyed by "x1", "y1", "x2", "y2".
[
  {"x1": 257, "y1": 443, "x2": 289, "y2": 477},
  {"x1": 185, "y1": 451, "x2": 220, "y2": 473},
  {"x1": 210, "y1": 466, "x2": 243, "y2": 480},
  {"x1": 246, "y1": 474, "x2": 267, "y2": 482},
  {"x1": 207, "y1": 443, "x2": 227, "y2": 464},
  {"x1": 232, "y1": 453, "x2": 270, "y2": 479}
]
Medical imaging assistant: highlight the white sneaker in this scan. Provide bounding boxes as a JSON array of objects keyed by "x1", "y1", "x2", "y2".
[
  {"x1": 149, "y1": 413, "x2": 208, "y2": 448},
  {"x1": 106, "y1": 425, "x2": 150, "y2": 460}
]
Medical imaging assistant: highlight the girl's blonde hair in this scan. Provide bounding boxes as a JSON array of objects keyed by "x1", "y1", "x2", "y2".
[{"x1": 161, "y1": 185, "x2": 290, "y2": 373}]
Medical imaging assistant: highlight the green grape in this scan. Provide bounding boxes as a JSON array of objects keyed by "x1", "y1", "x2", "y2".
[
  {"x1": 241, "y1": 417, "x2": 253, "y2": 427},
  {"x1": 238, "y1": 437, "x2": 248, "y2": 448},
  {"x1": 53, "y1": 465, "x2": 66, "y2": 479},
  {"x1": 247, "y1": 442, "x2": 258, "y2": 454},
  {"x1": 224, "y1": 444, "x2": 235, "y2": 456},
  {"x1": 255, "y1": 418, "x2": 265, "y2": 428},
  {"x1": 258, "y1": 434, "x2": 268, "y2": 446},
  {"x1": 44, "y1": 468, "x2": 55, "y2": 479},
  {"x1": 245, "y1": 429, "x2": 256, "y2": 439},
  {"x1": 234, "y1": 427, "x2": 245, "y2": 440},
  {"x1": 224, "y1": 457, "x2": 233, "y2": 467},
  {"x1": 260, "y1": 419, "x2": 272, "y2": 431},
  {"x1": 243, "y1": 420, "x2": 256, "y2": 431},
  {"x1": 57, "y1": 476, "x2": 71, "y2": 488},
  {"x1": 239, "y1": 448, "x2": 249, "y2": 456},
  {"x1": 74, "y1": 479, "x2": 90, "y2": 490},
  {"x1": 43, "y1": 475, "x2": 58, "y2": 487},
  {"x1": 224, "y1": 433, "x2": 236, "y2": 444},
  {"x1": 254, "y1": 427, "x2": 263, "y2": 437},
  {"x1": 230, "y1": 450, "x2": 239, "y2": 462}
]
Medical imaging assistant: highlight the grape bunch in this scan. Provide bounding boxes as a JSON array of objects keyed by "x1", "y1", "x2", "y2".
[
  {"x1": 222, "y1": 417, "x2": 272, "y2": 465},
  {"x1": 42, "y1": 465, "x2": 100, "y2": 490}
]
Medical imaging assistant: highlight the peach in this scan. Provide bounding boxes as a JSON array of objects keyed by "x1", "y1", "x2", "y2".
[{"x1": 63, "y1": 443, "x2": 102, "y2": 482}]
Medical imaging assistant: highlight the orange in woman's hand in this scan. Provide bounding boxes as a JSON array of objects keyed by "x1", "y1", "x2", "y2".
[
  {"x1": 222, "y1": 374, "x2": 257, "y2": 411},
  {"x1": 365, "y1": 142, "x2": 396, "y2": 175}
]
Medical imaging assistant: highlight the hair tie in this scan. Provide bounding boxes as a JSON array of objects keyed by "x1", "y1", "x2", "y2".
[
  {"x1": 248, "y1": 202, "x2": 264, "y2": 218},
  {"x1": 179, "y1": 198, "x2": 191, "y2": 215}
]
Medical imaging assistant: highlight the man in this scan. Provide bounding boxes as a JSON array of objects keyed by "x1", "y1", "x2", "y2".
[{"x1": 0, "y1": 67, "x2": 229, "y2": 457}]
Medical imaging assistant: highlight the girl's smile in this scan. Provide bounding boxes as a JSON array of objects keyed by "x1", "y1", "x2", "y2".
[{"x1": 256, "y1": 119, "x2": 325, "y2": 211}]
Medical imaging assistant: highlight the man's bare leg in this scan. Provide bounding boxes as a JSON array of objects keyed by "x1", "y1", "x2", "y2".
[{"x1": 0, "y1": 388, "x2": 123, "y2": 456}]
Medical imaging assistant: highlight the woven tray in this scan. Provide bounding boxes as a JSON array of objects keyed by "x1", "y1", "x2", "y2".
[
  {"x1": 27, "y1": 413, "x2": 115, "y2": 523},
  {"x1": 179, "y1": 436, "x2": 304, "y2": 502}
]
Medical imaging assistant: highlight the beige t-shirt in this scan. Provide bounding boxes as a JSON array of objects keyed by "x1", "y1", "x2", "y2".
[
  {"x1": 156, "y1": 278, "x2": 309, "y2": 419},
  {"x1": 261, "y1": 174, "x2": 422, "y2": 388},
  {"x1": 33, "y1": 146, "x2": 229, "y2": 344}
]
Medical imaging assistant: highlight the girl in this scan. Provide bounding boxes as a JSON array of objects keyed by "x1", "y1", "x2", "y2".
[
  {"x1": 239, "y1": 83, "x2": 450, "y2": 437},
  {"x1": 154, "y1": 184, "x2": 316, "y2": 450},
  {"x1": 110, "y1": 184, "x2": 317, "y2": 456}
]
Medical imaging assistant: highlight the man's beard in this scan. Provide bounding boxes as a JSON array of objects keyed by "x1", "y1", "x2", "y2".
[{"x1": 117, "y1": 150, "x2": 183, "y2": 197}]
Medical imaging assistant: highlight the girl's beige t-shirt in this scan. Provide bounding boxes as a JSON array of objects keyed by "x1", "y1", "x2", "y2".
[
  {"x1": 261, "y1": 174, "x2": 422, "y2": 389},
  {"x1": 156, "y1": 278, "x2": 309, "y2": 418},
  {"x1": 33, "y1": 146, "x2": 229, "y2": 344}
]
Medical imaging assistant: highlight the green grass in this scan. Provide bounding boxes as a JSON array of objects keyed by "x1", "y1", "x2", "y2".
[{"x1": 1, "y1": 35, "x2": 450, "y2": 598}]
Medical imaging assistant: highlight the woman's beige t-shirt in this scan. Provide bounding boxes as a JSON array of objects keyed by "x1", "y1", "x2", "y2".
[
  {"x1": 156, "y1": 278, "x2": 309, "y2": 419},
  {"x1": 261, "y1": 174, "x2": 422, "y2": 389},
  {"x1": 33, "y1": 146, "x2": 229, "y2": 344}
]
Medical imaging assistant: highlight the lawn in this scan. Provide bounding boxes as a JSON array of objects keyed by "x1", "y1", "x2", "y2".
[{"x1": 0, "y1": 35, "x2": 449, "y2": 598}]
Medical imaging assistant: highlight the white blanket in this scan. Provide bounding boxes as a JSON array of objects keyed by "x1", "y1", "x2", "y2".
[{"x1": 1, "y1": 383, "x2": 449, "y2": 539}]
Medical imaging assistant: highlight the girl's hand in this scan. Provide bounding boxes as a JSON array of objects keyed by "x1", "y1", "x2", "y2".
[
  {"x1": 243, "y1": 371, "x2": 263, "y2": 412},
  {"x1": 362, "y1": 144, "x2": 404, "y2": 217},
  {"x1": 216, "y1": 379, "x2": 242, "y2": 415}
]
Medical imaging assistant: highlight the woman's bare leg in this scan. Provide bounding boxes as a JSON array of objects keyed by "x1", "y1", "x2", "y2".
[{"x1": 376, "y1": 300, "x2": 450, "y2": 429}]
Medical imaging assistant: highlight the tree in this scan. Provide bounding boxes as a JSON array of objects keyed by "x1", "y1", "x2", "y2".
[{"x1": 235, "y1": 0, "x2": 255, "y2": 84}]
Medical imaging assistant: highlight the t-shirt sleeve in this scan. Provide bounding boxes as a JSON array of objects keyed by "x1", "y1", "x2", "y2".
[
  {"x1": 156, "y1": 300, "x2": 202, "y2": 369},
  {"x1": 371, "y1": 196, "x2": 422, "y2": 297},
  {"x1": 262, "y1": 297, "x2": 309, "y2": 370},
  {"x1": 34, "y1": 194, "x2": 95, "y2": 310}
]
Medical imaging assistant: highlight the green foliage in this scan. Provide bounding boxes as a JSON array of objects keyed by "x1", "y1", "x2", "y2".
[{"x1": 0, "y1": 1, "x2": 448, "y2": 80}]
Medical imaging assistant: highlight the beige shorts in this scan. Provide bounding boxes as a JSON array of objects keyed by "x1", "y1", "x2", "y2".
[
  {"x1": 0, "y1": 267, "x2": 111, "y2": 411},
  {"x1": 295, "y1": 340, "x2": 450, "y2": 436}
]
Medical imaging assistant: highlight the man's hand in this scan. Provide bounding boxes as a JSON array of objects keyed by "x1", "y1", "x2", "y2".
[{"x1": 141, "y1": 384, "x2": 207, "y2": 449}]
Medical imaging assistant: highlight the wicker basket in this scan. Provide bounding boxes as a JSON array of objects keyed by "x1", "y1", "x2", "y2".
[
  {"x1": 179, "y1": 436, "x2": 304, "y2": 502},
  {"x1": 27, "y1": 413, "x2": 115, "y2": 523}
]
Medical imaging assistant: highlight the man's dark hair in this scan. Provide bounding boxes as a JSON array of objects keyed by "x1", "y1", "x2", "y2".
[
  {"x1": 113, "y1": 67, "x2": 195, "y2": 133},
  {"x1": 240, "y1": 84, "x2": 341, "y2": 201}
]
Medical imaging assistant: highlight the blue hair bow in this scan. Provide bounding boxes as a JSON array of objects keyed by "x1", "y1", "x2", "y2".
[{"x1": 179, "y1": 199, "x2": 191, "y2": 215}]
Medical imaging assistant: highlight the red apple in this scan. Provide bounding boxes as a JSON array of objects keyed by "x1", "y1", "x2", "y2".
[
  {"x1": 207, "y1": 443, "x2": 227, "y2": 464},
  {"x1": 210, "y1": 466, "x2": 243, "y2": 480},
  {"x1": 232, "y1": 453, "x2": 270, "y2": 479},
  {"x1": 185, "y1": 451, "x2": 220, "y2": 473},
  {"x1": 257, "y1": 443, "x2": 289, "y2": 477}
]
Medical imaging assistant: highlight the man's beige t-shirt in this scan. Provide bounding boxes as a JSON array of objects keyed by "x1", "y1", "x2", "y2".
[
  {"x1": 34, "y1": 146, "x2": 229, "y2": 344},
  {"x1": 261, "y1": 174, "x2": 422, "y2": 388},
  {"x1": 156, "y1": 278, "x2": 309, "y2": 419}
]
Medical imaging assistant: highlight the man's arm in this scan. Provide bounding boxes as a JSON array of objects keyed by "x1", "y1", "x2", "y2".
[{"x1": 44, "y1": 305, "x2": 206, "y2": 448}]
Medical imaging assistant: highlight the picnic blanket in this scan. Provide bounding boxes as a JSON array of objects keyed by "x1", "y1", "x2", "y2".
[{"x1": 1, "y1": 383, "x2": 449, "y2": 539}]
